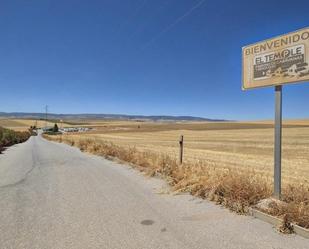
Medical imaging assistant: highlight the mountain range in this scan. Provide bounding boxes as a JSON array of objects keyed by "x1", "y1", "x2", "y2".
[{"x1": 0, "y1": 112, "x2": 224, "y2": 122}]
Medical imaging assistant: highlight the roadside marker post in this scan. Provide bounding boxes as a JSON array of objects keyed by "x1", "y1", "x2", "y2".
[
  {"x1": 242, "y1": 27, "x2": 309, "y2": 199},
  {"x1": 179, "y1": 135, "x2": 184, "y2": 164}
]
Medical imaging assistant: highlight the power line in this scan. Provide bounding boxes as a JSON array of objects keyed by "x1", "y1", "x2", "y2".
[{"x1": 142, "y1": 0, "x2": 206, "y2": 50}]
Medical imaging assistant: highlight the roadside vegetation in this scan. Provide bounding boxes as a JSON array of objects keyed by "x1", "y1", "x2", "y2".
[
  {"x1": 44, "y1": 134, "x2": 309, "y2": 231},
  {"x1": 0, "y1": 126, "x2": 31, "y2": 153}
]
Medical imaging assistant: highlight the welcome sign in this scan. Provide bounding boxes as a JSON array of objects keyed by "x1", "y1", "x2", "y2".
[{"x1": 242, "y1": 27, "x2": 309, "y2": 89}]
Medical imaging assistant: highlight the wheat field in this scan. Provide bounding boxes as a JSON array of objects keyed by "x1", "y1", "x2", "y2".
[
  {"x1": 0, "y1": 119, "x2": 72, "y2": 131},
  {"x1": 65, "y1": 120, "x2": 309, "y2": 186},
  {"x1": 3, "y1": 118, "x2": 309, "y2": 185}
]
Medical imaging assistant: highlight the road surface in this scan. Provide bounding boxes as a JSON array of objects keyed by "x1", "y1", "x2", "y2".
[{"x1": 0, "y1": 135, "x2": 308, "y2": 249}]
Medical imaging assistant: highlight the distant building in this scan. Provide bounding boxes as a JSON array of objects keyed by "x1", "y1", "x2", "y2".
[{"x1": 60, "y1": 127, "x2": 92, "y2": 133}]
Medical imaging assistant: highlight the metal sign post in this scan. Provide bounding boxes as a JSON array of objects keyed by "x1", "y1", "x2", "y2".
[
  {"x1": 179, "y1": 135, "x2": 184, "y2": 164},
  {"x1": 242, "y1": 27, "x2": 309, "y2": 200},
  {"x1": 274, "y1": 85, "x2": 282, "y2": 199}
]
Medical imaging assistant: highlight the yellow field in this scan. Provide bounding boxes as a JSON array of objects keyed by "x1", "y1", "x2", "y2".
[
  {"x1": 0, "y1": 118, "x2": 146, "y2": 130},
  {"x1": 3, "y1": 118, "x2": 309, "y2": 185},
  {"x1": 66, "y1": 120, "x2": 309, "y2": 186},
  {"x1": 0, "y1": 119, "x2": 71, "y2": 131}
]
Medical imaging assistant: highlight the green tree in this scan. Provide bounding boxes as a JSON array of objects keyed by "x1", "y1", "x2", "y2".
[{"x1": 53, "y1": 123, "x2": 59, "y2": 133}]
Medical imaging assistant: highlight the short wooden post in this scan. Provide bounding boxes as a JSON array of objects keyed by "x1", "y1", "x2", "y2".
[{"x1": 179, "y1": 135, "x2": 184, "y2": 164}]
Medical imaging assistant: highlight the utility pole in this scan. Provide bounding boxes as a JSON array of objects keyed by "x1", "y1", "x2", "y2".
[
  {"x1": 45, "y1": 105, "x2": 48, "y2": 129},
  {"x1": 60, "y1": 119, "x2": 63, "y2": 142}
]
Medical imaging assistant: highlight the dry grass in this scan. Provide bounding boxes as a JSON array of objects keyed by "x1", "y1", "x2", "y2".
[
  {"x1": 0, "y1": 127, "x2": 31, "y2": 153},
  {"x1": 44, "y1": 134, "x2": 309, "y2": 230},
  {"x1": 72, "y1": 125, "x2": 309, "y2": 186}
]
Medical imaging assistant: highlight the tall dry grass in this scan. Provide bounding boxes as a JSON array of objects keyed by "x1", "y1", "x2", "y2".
[
  {"x1": 79, "y1": 126, "x2": 309, "y2": 186},
  {"x1": 0, "y1": 127, "x2": 31, "y2": 153},
  {"x1": 44, "y1": 134, "x2": 309, "y2": 230}
]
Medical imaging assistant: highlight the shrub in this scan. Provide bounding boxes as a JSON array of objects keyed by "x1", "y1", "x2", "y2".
[
  {"x1": 0, "y1": 127, "x2": 31, "y2": 153},
  {"x1": 53, "y1": 124, "x2": 59, "y2": 132}
]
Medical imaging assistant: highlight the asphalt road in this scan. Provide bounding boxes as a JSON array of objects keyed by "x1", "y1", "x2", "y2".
[{"x1": 0, "y1": 135, "x2": 308, "y2": 249}]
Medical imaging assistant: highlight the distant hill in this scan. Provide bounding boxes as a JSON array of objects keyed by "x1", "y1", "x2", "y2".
[{"x1": 0, "y1": 112, "x2": 225, "y2": 122}]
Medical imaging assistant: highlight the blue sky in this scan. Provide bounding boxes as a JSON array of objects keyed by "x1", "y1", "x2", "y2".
[{"x1": 0, "y1": 0, "x2": 309, "y2": 120}]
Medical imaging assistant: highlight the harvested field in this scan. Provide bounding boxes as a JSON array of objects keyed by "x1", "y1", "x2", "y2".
[
  {"x1": 0, "y1": 119, "x2": 72, "y2": 131},
  {"x1": 64, "y1": 120, "x2": 309, "y2": 186}
]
